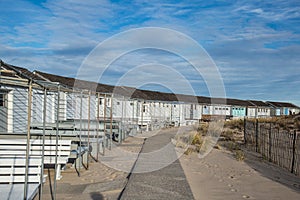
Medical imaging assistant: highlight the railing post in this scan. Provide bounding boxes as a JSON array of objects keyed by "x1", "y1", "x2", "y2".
[
  {"x1": 103, "y1": 94, "x2": 107, "y2": 154},
  {"x1": 110, "y1": 94, "x2": 113, "y2": 149},
  {"x1": 269, "y1": 122, "x2": 272, "y2": 162},
  {"x1": 87, "y1": 91, "x2": 91, "y2": 169},
  {"x1": 243, "y1": 117, "x2": 246, "y2": 144},
  {"x1": 39, "y1": 88, "x2": 47, "y2": 200},
  {"x1": 291, "y1": 130, "x2": 297, "y2": 174},
  {"x1": 96, "y1": 93, "x2": 100, "y2": 160},
  {"x1": 79, "y1": 91, "x2": 83, "y2": 176},
  {"x1": 53, "y1": 84, "x2": 60, "y2": 200},
  {"x1": 24, "y1": 80, "x2": 32, "y2": 200}
]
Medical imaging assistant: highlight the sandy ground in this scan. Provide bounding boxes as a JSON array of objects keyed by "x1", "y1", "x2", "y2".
[
  {"x1": 180, "y1": 146, "x2": 300, "y2": 200},
  {"x1": 35, "y1": 128, "x2": 300, "y2": 200},
  {"x1": 36, "y1": 136, "x2": 144, "y2": 200}
]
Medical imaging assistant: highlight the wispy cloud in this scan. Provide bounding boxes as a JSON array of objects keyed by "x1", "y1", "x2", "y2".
[{"x1": 0, "y1": 0, "x2": 299, "y2": 104}]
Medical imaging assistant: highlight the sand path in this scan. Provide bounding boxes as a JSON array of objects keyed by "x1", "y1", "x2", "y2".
[{"x1": 180, "y1": 147, "x2": 300, "y2": 200}]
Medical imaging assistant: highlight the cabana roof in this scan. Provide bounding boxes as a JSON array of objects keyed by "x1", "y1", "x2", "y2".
[
  {"x1": 1, "y1": 60, "x2": 299, "y2": 108},
  {"x1": 248, "y1": 100, "x2": 270, "y2": 107},
  {"x1": 0, "y1": 60, "x2": 43, "y2": 81},
  {"x1": 226, "y1": 98, "x2": 252, "y2": 107},
  {"x1": 34, "y1": 70, "x2": 115, "y2": 94},
  {"x1": 267, "y1": 101, "x2": 300, "y2": 109}
]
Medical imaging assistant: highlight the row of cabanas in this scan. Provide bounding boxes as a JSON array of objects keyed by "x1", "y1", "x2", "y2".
[{"x1": 1, "y1": 59, "x2": 300, "y2": 136}]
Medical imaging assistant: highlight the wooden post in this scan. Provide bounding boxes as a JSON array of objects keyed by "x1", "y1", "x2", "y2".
[
  {"x1": 269, "y1": 122, "x2": 272, "y2": 162},
  {"x1": 291, "y1": 130, "x2": 297, "y2": 174},
  {"x1": 110, "y1": 94, "x2": 113, "y2": 148},
  {"x1": 255, "y1": 119, "x2": 259, "y2": 153},
  {"x1": 123, "y1": 97, "x2": 127, "y2": 139},
  {"x1": 79, "y1": 91, "x2": 83, "y2": 176},
  {"x1": 24, "y1": 80, "x2": 32, "y2": 200},
  {"x1": 120, "y1": 96, "x2": 124, "y2": 143},
  {"x1": 132, "y1": 100, "x2": 135, "y2": 133},
  {"x1": 39, "y1": 88, "x2": 47, "y2": 200},
  {"x1": 141, "y1": 101, "x2": 144, "y2": 134},
  {"x1": 96, "y1": 93, "x2": 100, "y2": 160},
  {"x1": 103, "y1": 94, "x2": 106, "y2": 153},
  {"x1": 243, "y1": 117, "x2": 246, "y2": 144},
  {"x1": 87, "y1": 91, "x2": 91, "y2": 169},
  {"x1": 53, "y1": 85, "x2": 60, "y2": 200}
]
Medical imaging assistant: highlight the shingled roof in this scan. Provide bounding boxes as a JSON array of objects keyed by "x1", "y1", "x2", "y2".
[
  {"x1": 267, "y1": 101, "x2": 300, "y2": 109},
  {"x1": 248, "y1": 100, "x2": 270, "y2": 107},
  {"x1": 1, "y1": 60, "x2": 299, "y2": 108},
  {"x1": 0, "y1": 60, "x2": 43, "y2": 81},
  {"x1": 35, "y1": 70, "x2": 115, "y2": 93},
  {"x1": 197, "y1": 97, "x2": 252, "y2": 107}
]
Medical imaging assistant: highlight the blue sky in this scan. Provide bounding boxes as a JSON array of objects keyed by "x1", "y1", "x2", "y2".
[{"x1": 0, "y1": 0, "x2": 300, "y2": 105}]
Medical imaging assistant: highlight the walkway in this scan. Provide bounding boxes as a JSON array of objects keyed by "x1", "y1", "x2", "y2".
[{"x1": 119, "y1": 128, "x2": 194, "y2": 200}]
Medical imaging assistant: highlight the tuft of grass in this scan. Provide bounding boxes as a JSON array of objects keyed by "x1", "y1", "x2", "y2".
[
  {"x1": 197, "y1": 123, "x2": 208, "y2": 135},
  {"x1": 224, "y1": 141, "x2": 240, "y2": 151},
  {"x1": 191, "y1": 133, "x2": 203, "y2": 146},
  {"x1": 222, "y1": 129, "x2": 234, "y2": 141},
  {"x1": 184, "y1": 147, "x2": 194, "y2": 155},
  {"x1": 224, "y1": 119, "x2": 244, "y2": 131},
  {"x1": 235, "y1": 150, "x2": 245, "y2": 161}
]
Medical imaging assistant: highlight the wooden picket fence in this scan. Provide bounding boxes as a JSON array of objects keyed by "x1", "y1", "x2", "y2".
[{"x1": 244, "y1": 119, "x2": 300, "y2": 176}]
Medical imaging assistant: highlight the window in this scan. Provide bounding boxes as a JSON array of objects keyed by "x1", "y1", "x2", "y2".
[
  {"x1": 116, "y1": 102, "x2": 120, "y2": 105},
  {"x1": 130, "y1": 102, "x2": 134, "y2": 106},
  {"x1": 0, "y1": 94, "x2": 6, "y2": 107},
  {"x1": 143, "y1": 105, "x2": 146, "y2": 113}
]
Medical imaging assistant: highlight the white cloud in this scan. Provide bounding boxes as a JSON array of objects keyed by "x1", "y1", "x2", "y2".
[{"x1": 1, "y1": 0, "x2": 300, "y2": 104}]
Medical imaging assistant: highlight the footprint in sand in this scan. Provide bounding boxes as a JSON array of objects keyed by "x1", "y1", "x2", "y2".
[
  {"x1": 230, "y1": 188, "x2": 237, "y2": 192},
  {"x1": 110, "y1": 174, "x2": 117, "y2": 179},
  {"x1": 229, "y1": 175, "x2": 236, "y2": 180},
  {"x1": 242, "y1": 195, "x2": 251, "y2": 199}
]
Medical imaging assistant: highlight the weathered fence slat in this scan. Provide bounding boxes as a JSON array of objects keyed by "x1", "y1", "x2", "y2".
[
  {"x1": 244, "y1": 119, "x2": 299, "y2": 177},
  {"x1": 291, "y1": 130, "x2": 297, "y2": 173}
]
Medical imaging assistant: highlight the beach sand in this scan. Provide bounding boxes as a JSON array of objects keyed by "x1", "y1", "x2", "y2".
[
  {"x1": 37, "y1": 136, "x2": 144, "y2": 200},
  {"x1": 180, "y1": 146, "x2": 300, "y2": 200},
  {"x1": 36, "y1": 129, "x2": 300, "y2": 200}
]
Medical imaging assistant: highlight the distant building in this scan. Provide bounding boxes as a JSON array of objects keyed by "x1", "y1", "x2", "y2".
[{"x1": 267, "y1": 101, "x2": 300, "y2": 116}]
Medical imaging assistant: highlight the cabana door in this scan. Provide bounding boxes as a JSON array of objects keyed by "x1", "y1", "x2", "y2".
[{"x1": 0, "y1": 93, "x2": 8, "y2": 132}]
